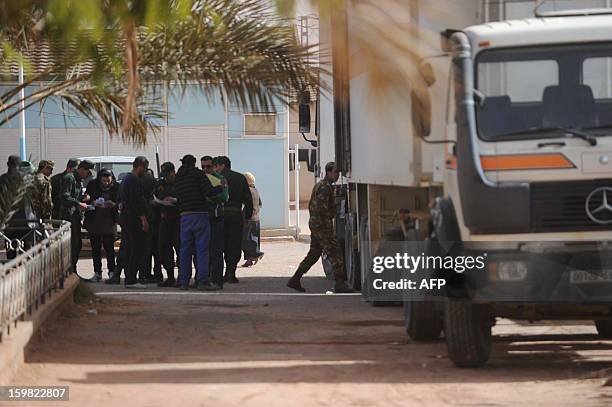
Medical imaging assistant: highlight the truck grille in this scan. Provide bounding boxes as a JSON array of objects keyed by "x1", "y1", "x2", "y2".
[{"x1": 531, "y1": 180, "x2": 612, "y2": 232}]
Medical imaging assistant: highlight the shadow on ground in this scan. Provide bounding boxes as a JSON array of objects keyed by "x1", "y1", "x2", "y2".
[{"x1": 23, "y1": 276, "x2": 612, "y2": 386}]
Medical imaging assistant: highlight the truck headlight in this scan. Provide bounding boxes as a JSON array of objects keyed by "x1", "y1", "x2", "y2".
[{"x1": 497, "y1": 261, "x2": 528, "y2": 281}]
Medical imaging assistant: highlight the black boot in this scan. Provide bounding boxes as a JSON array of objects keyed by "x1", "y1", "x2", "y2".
[
  {"x1": 158, "y1": 278, "x2": 175, "y2": 287},
  {"x1": 226, "y1": 267, "x2": 239, "y2": 284},
  {"x1": 333, "y1": 280, "x2": 355, "y2": 294},
  {"x1": 287, "y1": 269, "x2": 306, "y2": 292}
]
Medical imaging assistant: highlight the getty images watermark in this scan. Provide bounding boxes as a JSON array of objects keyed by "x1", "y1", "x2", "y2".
[{"x1": 371, "y1": 252, "x2": 488, "y2": 291}]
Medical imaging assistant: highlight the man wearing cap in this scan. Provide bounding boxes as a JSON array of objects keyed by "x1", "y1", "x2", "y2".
[
  {"x1": 288, "y1": 162, "x2": 354, "y2": 293},
  {"x1": 32, "y1": 160, "x2": 55, "y2": 220},
  {"x1": 51, "y1": 158, "x2": 79, "y2": 219},
  {"x1": 60, "y1": 159, "x2": 94, "y2": 276},
  {"x1": 174, "y1": 154, "x2": 222, "y2": 291}
]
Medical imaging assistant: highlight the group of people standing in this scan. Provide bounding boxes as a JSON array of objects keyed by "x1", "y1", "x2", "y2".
[
  {"x1": 96, "y1": 154, "x2": 264, "y2": 290},
  {"x1": 3, "y1": 153, "x2": 354, "y2": 294},
  {"x1": 1, "y1": 154, "x2": 263, "y2": 291},
  {"x1": 0, "y1": 155, "x2": 94, "y2": 261}
]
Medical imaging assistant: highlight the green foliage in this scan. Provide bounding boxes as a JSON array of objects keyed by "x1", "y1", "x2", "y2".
[{"x1": 0, "y1": 0, "x2": 318, "y2": 145}]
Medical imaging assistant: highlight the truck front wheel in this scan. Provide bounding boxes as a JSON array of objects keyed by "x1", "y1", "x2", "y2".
[
  {"x1": 444, "y1": 299, "x2": 492, "y2": 368},
  {"x1": 595, "y1": 320, "x2": 612, "y2": 338},
  {"x1": 404, "y1": 300, "x2": 443, "y2": 341}
]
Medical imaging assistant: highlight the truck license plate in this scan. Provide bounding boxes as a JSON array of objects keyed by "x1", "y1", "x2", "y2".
[{"x1": 570, "y1": 269, "x2": 612, "y2": 284}]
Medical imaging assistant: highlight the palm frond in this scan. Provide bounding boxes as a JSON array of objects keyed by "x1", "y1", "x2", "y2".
[
  {"x1": 48, "y1": 85, "x2": 165, "y2": 146},
  {"x1": 139, "y1": 0, "x2": 321, "y2": 110},
  {"x1": 0, "y1": 0, "x2": 320, "y2": 140}
]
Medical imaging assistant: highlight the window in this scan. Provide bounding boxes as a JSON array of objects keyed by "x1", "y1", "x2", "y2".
[
  {"x1": 477, "y1": 60, "x2": 559, "y2": 103},
  {"x1": 475, "y1": 43, "x2": 612, "y2": 140},
  {"x1": 583, "y1": 57, "x2": 612, "y2": 100},
  {"x1": 244, "y1": 113, "x2": 276, "y2": 136}
]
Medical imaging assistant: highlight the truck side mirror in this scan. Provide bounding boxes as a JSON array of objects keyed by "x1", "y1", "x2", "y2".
[
  {"x1": 298, "y1": 90, "x2": 311, "y2": 133},
  {"x1": 440, "y1": 29, "x2": 460, "y2": 52}
]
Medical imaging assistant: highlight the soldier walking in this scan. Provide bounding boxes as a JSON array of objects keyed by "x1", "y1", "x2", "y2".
[
  {"x1": 287, "y1": 162, "x2": 354, "y2": 293},
  {"x1": 32, "y1": 160, "x2": 54, "y2": 220},
  {"x1": 59, "y1": 160, "x2": 95, "y2": 276}
]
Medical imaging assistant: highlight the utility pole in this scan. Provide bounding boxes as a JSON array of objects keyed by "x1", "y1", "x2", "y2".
[
  {"x1": 300, "y1": 15, "x2": 309, "y2": 47},
  {"x1": 18, "y1": 62, "x2": 27, "y2": 160}
]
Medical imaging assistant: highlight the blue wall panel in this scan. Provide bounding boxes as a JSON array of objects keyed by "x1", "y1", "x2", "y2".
[
  {"x1": 168, "y1": 85, "x2": 225, "y2": 126},
  {"x1": 43, "y1": 96, "x2": 97, "y2": 128},
  {"x1": 0, "y1": 85, "x2": 42, "y2": 128},
  {"x1": 229, "y1": 138, "x2": 285, "y2": 229}
]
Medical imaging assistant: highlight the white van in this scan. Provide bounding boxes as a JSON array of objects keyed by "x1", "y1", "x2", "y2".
[{"x1": 78, "y1": 156, "x2": 136, "y2": 187}]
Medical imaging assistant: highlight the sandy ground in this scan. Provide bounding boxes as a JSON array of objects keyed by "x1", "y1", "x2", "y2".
[{"x1": 5, "y1": 240, "x2": 612, "y2": 407}]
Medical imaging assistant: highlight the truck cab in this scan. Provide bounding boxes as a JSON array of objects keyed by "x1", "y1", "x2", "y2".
[
  {"x1": 447, "y1": 14, "x2": 612, "y2": 240},
  {"x1": 429, "y1": 12, "x2": 612, "y2": 367}
]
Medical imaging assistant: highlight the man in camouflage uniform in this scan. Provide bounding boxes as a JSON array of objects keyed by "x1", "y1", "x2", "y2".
[
  {"x1": 287, "y1": 162, "x2": 354, "y2": 293},
  {"x1": 60, "y1": 160, "x2": 94, "y2": 276},
  {"x1": 32, "y1": 160, "x2": 55, "y2": 220}
]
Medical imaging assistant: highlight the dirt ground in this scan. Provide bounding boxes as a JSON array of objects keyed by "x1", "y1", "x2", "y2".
[{"x1": 5, "y1": 240, "x2": 612, "y2": 407}]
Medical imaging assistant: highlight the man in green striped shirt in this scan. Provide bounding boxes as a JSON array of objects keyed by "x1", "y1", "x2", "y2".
[{"x1": 202, "y1": 156, "x2": 229, "y2": 288}]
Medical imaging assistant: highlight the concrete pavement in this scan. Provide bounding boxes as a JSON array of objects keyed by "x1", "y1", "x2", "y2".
[{"x1": 5, "y1": 240, "x2": 612, "y2": 407}]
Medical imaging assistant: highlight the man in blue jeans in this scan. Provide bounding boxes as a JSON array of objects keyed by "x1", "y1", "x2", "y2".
[{"x1": 174, "y1": 154, "x2": 222, "y2": 291}]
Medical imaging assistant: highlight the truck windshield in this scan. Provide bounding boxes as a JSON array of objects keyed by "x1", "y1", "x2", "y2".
[{"x1": 475, "y1": 43, "x2": 612, "y2": 141}]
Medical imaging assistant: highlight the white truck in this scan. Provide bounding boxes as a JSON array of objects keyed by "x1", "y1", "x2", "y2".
[{"x1": 311, "y1": 1, "x2": 612, "y2": 367}]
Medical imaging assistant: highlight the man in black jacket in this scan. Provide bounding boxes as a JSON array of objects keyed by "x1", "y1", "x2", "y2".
[
  {"x1": 213, "y1": 156, "x2": 253, "y2": 284},
  {"x1": 51, "y1": 158, "x2": 79, "y2": 220},
  {"x1": 84, "y1": 168, "x2": 119, "y2": 282},
  {"x1": 174, "y1": 154, "x2": 221, "y2": 291},
  {"x1": 141, "y1": 168, "x2": 162, "y2": 283},
  {"x1": 60, "y1": 159, "x2": 94, "y2": 277},
  {"x1": 118, "y1": 156, "x2": 150, "y2": 288},
  {"x1": 156, "y1": 162, "x2": 180, "y2": 287}
]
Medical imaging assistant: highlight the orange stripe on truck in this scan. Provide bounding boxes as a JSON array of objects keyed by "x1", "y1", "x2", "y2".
[{"x1": 445, "y1": 153, "x2": 574, "y2": 171}]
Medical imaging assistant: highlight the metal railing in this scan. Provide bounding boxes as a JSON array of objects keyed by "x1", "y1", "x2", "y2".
[{"x1": 0, "y1": 221, "x2": 72, "y2": 342}]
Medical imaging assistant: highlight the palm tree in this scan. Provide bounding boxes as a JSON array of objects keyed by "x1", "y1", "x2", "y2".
[
  {"x1": 0, "y1": 0, "x2": 318, "y2": 142},
  {"x1": 0, "y1": 0, "x2": 319, "y2": 230}
]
